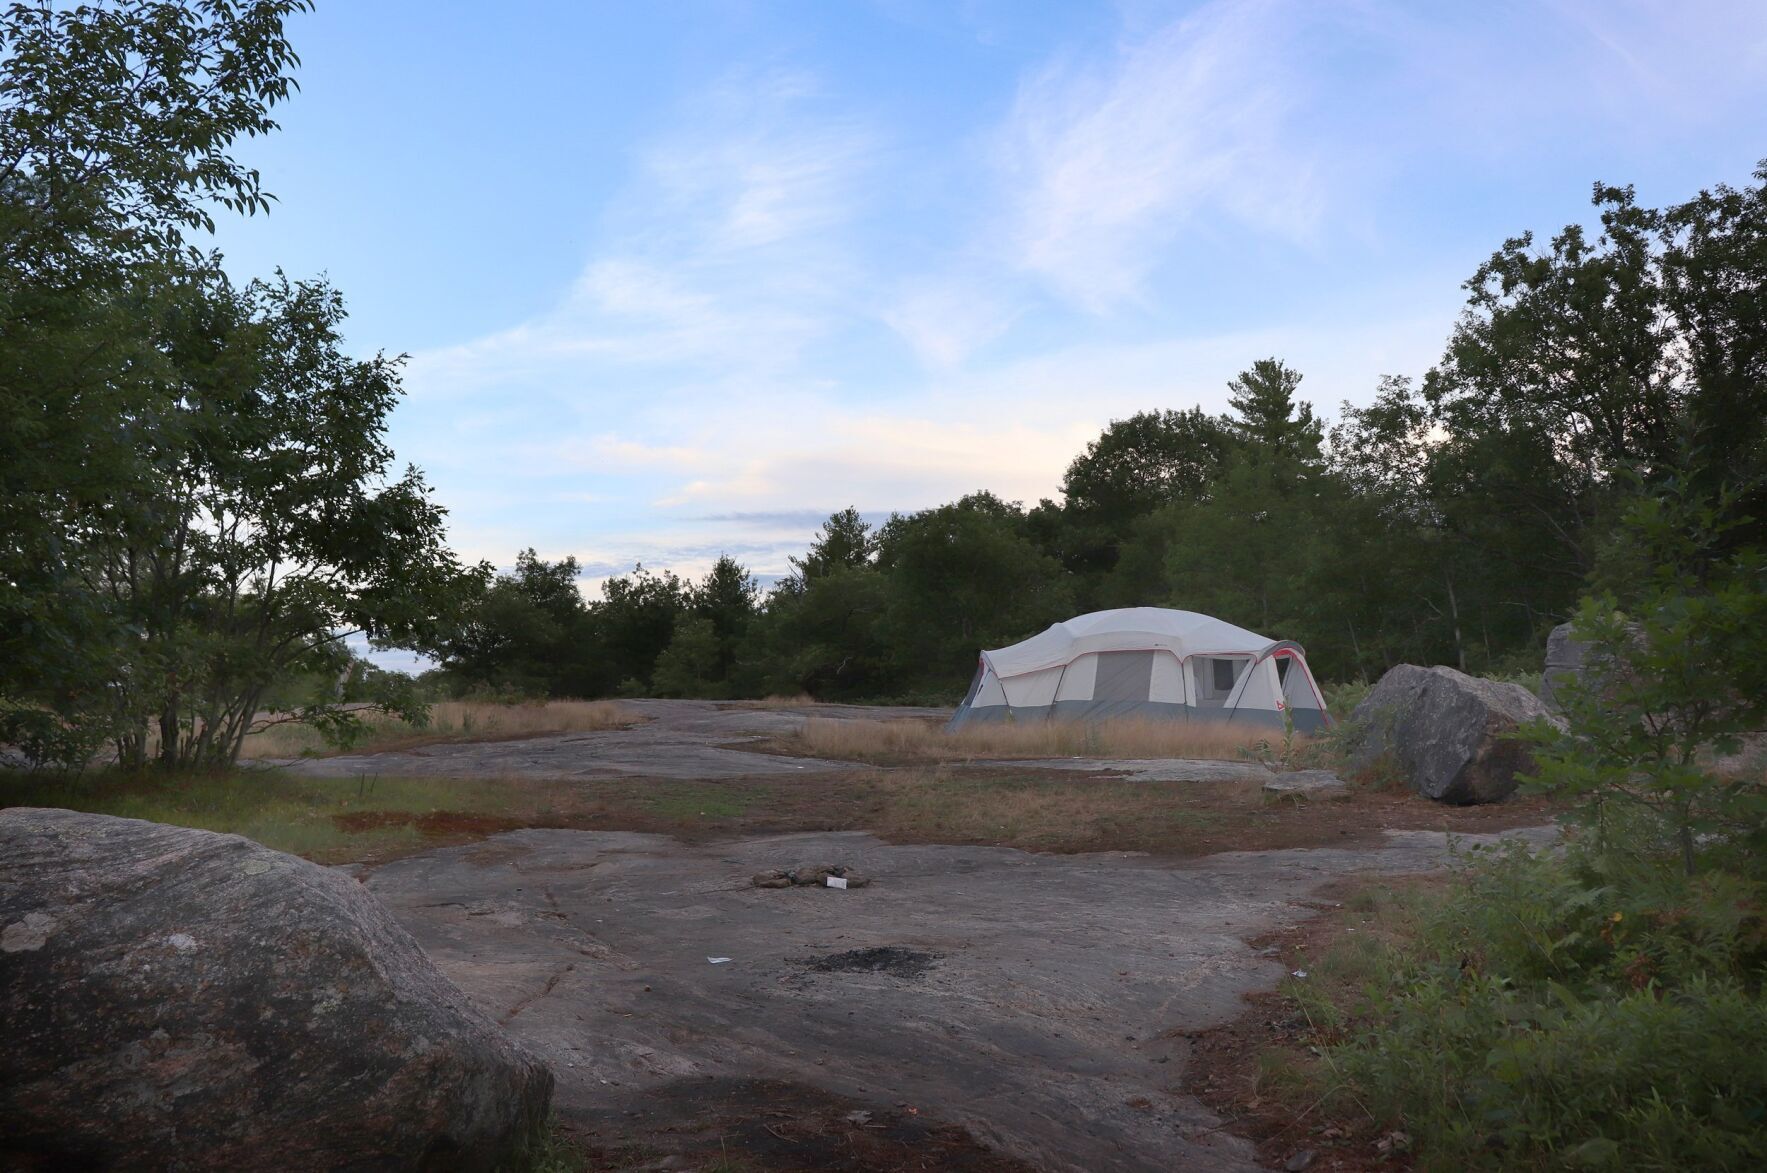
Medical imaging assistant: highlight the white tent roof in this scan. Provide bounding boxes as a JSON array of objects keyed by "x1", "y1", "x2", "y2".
[{"x1": 981, "y1": 607, "x2": 1275, "y2": 679}]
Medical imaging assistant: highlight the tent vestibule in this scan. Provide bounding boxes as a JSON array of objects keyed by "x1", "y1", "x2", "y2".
[{"x1": 948, "y1": 607, "x2": 1330, "y2": 733}]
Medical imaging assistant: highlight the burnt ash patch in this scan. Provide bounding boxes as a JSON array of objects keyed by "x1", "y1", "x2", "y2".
[{"x1": 805, "y1": 947, "x2": 941, "y2": 979}]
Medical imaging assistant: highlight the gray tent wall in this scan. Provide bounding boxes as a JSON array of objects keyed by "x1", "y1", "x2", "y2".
[{"x1": 947, "y1": 612, "x2": 1330, "y2": 733}]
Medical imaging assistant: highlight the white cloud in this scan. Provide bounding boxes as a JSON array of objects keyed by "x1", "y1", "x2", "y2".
[
  {"x1": 1000, "y1": 0, "x2": 1322, "y2": 311},
  {"x1": 880, "y1": 275, "x2": 1019, "y2": 367},
  {"x1": 404, "y1": 67, "x2": 878, "y2": 400}
]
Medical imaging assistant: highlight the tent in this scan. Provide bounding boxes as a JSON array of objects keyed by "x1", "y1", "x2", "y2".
[{"x1": 947, "y1": 607, "x2": 1330, "y2": 733}]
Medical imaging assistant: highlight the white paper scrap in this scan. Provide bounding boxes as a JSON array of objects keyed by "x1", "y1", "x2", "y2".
[
  {"x1": 707, "y1": 956, "x2": 732, "y2": 964},
  {"x1": 826, "y1": 876, "x2": 849, "y2": 889}
]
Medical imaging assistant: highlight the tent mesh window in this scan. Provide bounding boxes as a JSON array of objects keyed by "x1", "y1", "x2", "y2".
[{"x1": 1212, "y1": 658, "x2": 1236, "y2": 694}]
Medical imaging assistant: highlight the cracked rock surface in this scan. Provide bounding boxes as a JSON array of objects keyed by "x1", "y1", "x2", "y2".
[{"x1": 366, "y1": 824, "x2": 1553, "y2": 1172}]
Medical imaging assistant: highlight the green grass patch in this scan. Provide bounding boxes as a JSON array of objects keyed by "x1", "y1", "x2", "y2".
[
  {"x1": 639, "y1": 782, "x2": 759, "y2": 822},
  {"x1": 1, "y1": 769, "x2": 534, "y2": 863}
]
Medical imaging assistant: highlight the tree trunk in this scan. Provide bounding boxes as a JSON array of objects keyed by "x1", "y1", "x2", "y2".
[
  {"x1": 1445, "y1": 571, "x2": 1467, "y2": 673},
  {"x1": 157, "y1": 701, "x2": 180, "y2": 768}
]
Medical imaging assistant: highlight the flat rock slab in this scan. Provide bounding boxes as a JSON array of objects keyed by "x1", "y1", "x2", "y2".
[
  {"x1": 262, "y1": 699, "x2": 948, "y2": 781},
  {"x1": 983, "y1": 757, "x2": 1275, "y2": 783},
  {"x1": 1263, "y1": 770, "x2": 1349, "y2": 799},
  {"x1": 365, "y1": 825, "x2": 1552, "y2": 1173}
]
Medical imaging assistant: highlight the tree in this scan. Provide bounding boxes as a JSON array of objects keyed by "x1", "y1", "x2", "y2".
[
  {"x1": 1426, "y1": 166, "x2": 1767, "y2": 567},
  {"x1": 0, "y1": 1, "x2": 321, "y2": 767},
  {"x1": 98, "y1": 273, "x2": 468, "y2": 768},
  {"x1": 651, "y1": 615, "x2": 722, "y2": 699},
  {"x1": 876, "y1": 493, "x2": 1072, "y2": 693},
  {"x1": 1, "y1": 0, "x2": 310, "y2": 626},
  {"x1": 588, "y1": 565, "x2": 688, "y2": 695},
  {"x1": 1056, "y1": 409, "x2": 1233, "y2": 583},
  {"x1": 645, "y1": 555, "x2": 760, "y2": 696},
  {"x1": 1528, "y1": 481, "x2": 1767, "y2": 876},
  {"x1": 780, "y1": 508, "x2": 874, "y2": 592},
  {"x1": 693, "y1": 555, "x2": 758, "y2": 678},
  {"x1": 430, "y1": 550, "x2": 584, "y2": 696},
  {"x1": 1328, "y1": 376, "x2": 1583, "y2": 673},
  {"x1": 1226, "y1": 358, "x2": 1323, "y2": 468}
]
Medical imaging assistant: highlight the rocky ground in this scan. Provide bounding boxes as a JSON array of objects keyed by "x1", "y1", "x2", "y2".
[
  {"x1": 263, "y1": 699, "x2": 950, "y2": 781},
  {"x1": 275, "y1": 700, "x2": 1556, "y2": 1172},
  {"x1": 361, "y1": 825, "x2": 1551, "y2": 1172}
]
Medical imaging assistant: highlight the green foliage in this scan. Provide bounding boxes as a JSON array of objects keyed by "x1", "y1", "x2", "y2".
[
  {"x1": 1226, "y1": 357, "x2": 1323, "y2": 465},
  {"x1": 1303, "y1": 846, "x2": 1767, "y2": 1171},
  {"x1": 1306, "y1": 471, "x2": 1767, "y2": 1170},
  {"x1": 1055, "y1": 407, "x2": 1233, "y2": 581},
  {"x1": 1525, "y1": 480, "x2": 1766, "y2": 875},
  {"x1": 651, "y1": 615, "x2": 723, "y2": 699},
  {"x1": 874, "y1": 492, "x2": 1074, "y2": 691},
  {"x1": 0, "y1": 1, "x2": 476, "y2": 771},
  {"x1": 427, "y1": 549, "x2": 585, "y2": 696}
]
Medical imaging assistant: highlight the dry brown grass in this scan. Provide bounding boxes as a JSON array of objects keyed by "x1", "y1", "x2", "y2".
[
  {"x1": 722, "y1": 693, "x2": 818, "y2": 710},
  {"x1": 785, "y1": 715, "x2": 1299, "y2": 765},
  {"x1": 240, "y1": 699, "x2": 641, "y2": 759}
]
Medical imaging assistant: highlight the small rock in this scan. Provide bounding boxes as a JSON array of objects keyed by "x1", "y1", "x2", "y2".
[
  {"x1": 1262, "y1": 770, "x2": 1349, "y2": 800},
  {"x1": 751, "y1": 871, "x2": 792, "y2": 889},
  {"x1": 1285, "y1": 1150, "x2": 1316, "y2": 1171},
  {"x1": 842, "y1": 872, "x2": 871, "y2": 889}
]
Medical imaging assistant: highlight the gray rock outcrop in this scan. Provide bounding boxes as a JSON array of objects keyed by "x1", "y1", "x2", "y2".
[
  {"x1": 0, "y1": 808, "x2": 553, "y2": 1170},
  {"x1": 1538, "y1": 621, "x2": 1586, "y2": 713},
  {"x1": 1344, "y1": 665, "x2": 1558, "y2": 804},
  {"x1": 1539, "y1": 620, "x2": 1641, "y2": 714}
]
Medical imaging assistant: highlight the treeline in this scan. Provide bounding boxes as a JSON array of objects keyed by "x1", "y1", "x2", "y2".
[{"x1": 429, "y1": 166, "x2": 1767, "y2": 703}]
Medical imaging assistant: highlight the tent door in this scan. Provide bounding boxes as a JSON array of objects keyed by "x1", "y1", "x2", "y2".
[{"x1": 1092, "y1": 651, "x2": 1155, "y2": 708}]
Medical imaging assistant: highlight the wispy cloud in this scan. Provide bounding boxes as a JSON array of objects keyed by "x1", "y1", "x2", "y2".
[
  {"x1": 999, "y1": 0, "x2": 1322, "y2": 311},
  {"x1": 405, "y1": 67, "x2": 878, "y2": 399}
]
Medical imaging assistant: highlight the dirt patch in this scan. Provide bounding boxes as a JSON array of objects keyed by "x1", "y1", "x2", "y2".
[
  {"x1": 565, "y1": 1077, "x2": 1034, "y2": 1171},
  {"x1": 805, "y1": 946, "x2": 942, "y2": 979},
  {"x1": 330, "y1": 810, "x2": 537, "y2": 837},
  {"x1": 1179, "y1": 875, "x2": 1442, "y2": 1172}
]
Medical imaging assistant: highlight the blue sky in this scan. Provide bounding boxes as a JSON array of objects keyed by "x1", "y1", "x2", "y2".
[{"x1": 211, "y1": 0, "x2": 1767, "y2": 598}]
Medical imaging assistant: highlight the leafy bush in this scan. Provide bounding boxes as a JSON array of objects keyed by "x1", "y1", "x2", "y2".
[{"x1": 1301, "y1": 844, "x2": 1767, "y2": 1170}]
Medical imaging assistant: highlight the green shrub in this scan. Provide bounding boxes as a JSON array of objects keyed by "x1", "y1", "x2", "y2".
[{"x1": 1305, "y1": 845, "x2": 1767, "y2": 1170}]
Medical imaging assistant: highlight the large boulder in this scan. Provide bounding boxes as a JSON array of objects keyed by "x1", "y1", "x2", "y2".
[
  {"x1": 0, "y1": 808, "x2": 553, "y2": 1170},
  {"x1": 1344, "y1": 665, "x2": 1559, "y2": 804}
]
